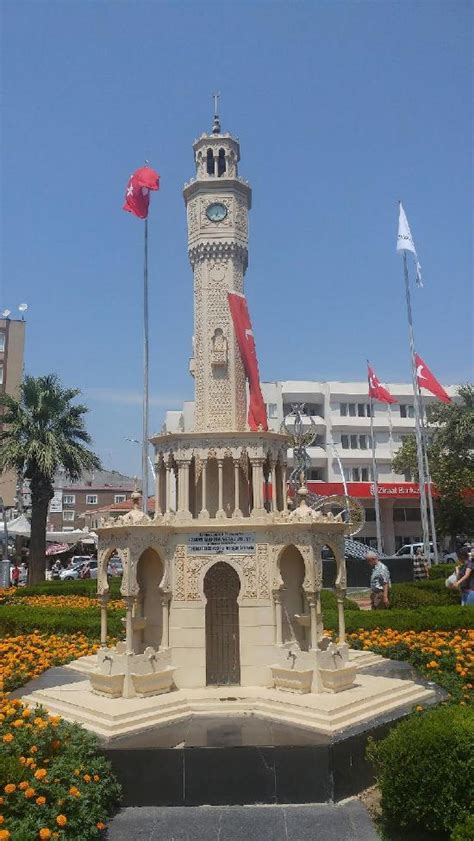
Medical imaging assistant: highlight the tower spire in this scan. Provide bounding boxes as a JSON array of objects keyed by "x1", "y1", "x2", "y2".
[{"x1": 212, "y1": 91, "x2": 221, "y2": 134}]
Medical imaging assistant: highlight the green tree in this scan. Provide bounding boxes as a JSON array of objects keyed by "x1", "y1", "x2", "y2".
[
  {"x1": 0, "y1": 374, "x2": 101, "y2": 583},
  {"x1": 392, "y1": 385, "x2": 474, "y2": 543}
]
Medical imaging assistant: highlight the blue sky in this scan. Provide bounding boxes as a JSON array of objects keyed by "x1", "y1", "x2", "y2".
[{"x1": 1, "y1": 0, "x2": 472, "y2": 477}]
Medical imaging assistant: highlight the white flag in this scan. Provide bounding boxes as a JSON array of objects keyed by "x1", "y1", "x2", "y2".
[{"x1": 397, "y1": 201, "x2": 423, "y2": 287}]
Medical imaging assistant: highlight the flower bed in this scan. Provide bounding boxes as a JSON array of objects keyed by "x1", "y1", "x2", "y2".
[
  {"x1": 11, "y1": 595, "x2": 125, "y2": 611},
  {"x1": 349, "y1": 628, "x2": 473, "y2": 704},
  {"x1": 0, "y1": 695, "x2": 121, "y2": 839},
  {"x1": 0, "y1": 633, "x2": 100, "y2": 694}
]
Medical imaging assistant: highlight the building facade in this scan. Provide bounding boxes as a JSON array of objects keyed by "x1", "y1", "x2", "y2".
[
  {"x1": 48, "y1": 469, "x2": 137, "y2": 532},
  {"x1": 164, "y1": 377, "x2": 457, "y2": 554},
  {"x1": 0, "y1": 317, "x2": 26, "y2": 507}
]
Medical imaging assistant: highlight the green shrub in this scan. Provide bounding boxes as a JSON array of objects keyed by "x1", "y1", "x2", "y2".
[
  {"x1": 18, "y1": 578, "x2": 122, "y2": 598},
  {"x1": 430, "y1": 563, "x2": 457, "y2": 580},
  {"x1": 1, "y1": 699, "x2": 121, "y2": 839},
  {"x1": 0, "y1": 604, "x2": 124, "y2": 637},
  {"x1": 320, "y1": 590, "x2": 360, "y2": 611},
  {"x1": 451, "y1": 814, "x2": 474, "y2": 841},
  {"x1": 367, "y1": 705, "x2": 474, "y2": 836},
  {"x1": 390, "y1": 580, "x2": 459, "y2": 609},
  {"x1": 323, "y1": 605, "x2": 474, "y2": 633}
]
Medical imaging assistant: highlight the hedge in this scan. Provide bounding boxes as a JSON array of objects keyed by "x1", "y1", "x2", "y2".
[
  {"x1": 367, "y1": 704, "x2": 474, "y2": 836},
  {"x1": 390, "y1": 578, "x2": 459, "y2": 610},
  {"x1": 323, "y1": 605, "x2": 474, "y2": 633},
  {"x1": 429, "y1": 563, "x2": 457, "y2": 580},
  {"x1": 17, "y1": 579, "x2": 122, "y2": 598},
  {"x1": 0, "y1": 605, "x2": 125, "y2": 637}
]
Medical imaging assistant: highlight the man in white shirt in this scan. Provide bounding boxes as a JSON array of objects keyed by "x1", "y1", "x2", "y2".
[{"x1": 367, "y1": 551, "x2": 391, "y2": 609}]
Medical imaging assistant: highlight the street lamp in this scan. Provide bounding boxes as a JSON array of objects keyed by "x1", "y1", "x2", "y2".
[{"x1": 0, "y1": 497, "x2": 10, "y2": 588}]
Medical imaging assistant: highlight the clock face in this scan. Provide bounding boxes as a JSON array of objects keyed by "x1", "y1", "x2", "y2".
[{"x1": 206, "y1": 202, "x2": 228, "y2": 223}]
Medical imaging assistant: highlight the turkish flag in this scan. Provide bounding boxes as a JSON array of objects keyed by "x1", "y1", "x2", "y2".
[
  {"x1": 123, "y1": 166, "x2": 160, "y2": 219},
  {"x1": 368, "y1": 365, "x2": 397, "y2": 404},
  {"x1": 415, "y1": 354, "x2": 451, "y2": 403},
  {"x1": 228, "y1": 292, "x2": 268, "y2": 432}
]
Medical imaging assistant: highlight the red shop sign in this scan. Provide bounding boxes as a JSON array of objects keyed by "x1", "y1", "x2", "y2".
[{"x1": 306, "y1": 481, "x2": 422, "y2": 499}]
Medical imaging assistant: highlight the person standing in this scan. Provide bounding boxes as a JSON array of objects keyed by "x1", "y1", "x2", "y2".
[
  {"x1": 453, "y1": 546, "x2": 474, "y2": 606},
  {"x1": 11, "y1": 562, "x2": 20, "y2": 587},
  {"x1": 413, "y1": 547, "x2": 429, "y2": 581},
  {"x1": 367, "y1": 551, "x2": 391, "y2": 609}
]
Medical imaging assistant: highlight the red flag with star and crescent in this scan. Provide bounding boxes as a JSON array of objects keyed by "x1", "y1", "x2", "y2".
[
  {"x1": 123, "y1": 166, "x2": 160, "y2": 219},
  {"x1": 228, "y1": 292, "x2": 268, "y2": 432},
  {"x1": 415, "y1": 354, "x2": 451, "y2": 403},
  {"x1": 368, "y1": 364, "x2": 397, "y2": 404}
]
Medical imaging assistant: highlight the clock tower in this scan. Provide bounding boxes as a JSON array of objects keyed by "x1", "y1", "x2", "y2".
[{"x1": 183, "y1": 108, "x2": 252, "y2": 433}]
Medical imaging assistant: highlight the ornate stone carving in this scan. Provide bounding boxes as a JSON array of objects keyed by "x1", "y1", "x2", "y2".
[
  {"x1": 173, "y1": 545, "x2": 186, "y2": 600},
  {"x1": 210, "y1": 328, "x2": 228, "y2": 367},
  {"x1": 257, "y1": 543, "x2": 270, "y2": 598}
]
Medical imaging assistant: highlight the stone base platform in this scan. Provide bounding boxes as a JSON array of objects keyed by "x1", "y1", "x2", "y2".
[{"x1": 22, "y1": 671, "x2": 433, "y2": 740}]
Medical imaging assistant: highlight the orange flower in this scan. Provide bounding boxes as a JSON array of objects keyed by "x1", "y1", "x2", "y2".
[
  {"x1": 68, "y1": 786, "x2": 80, "y2": 797},
  {"x1": 0, "y1": 829, "x2": 10, "y2": 840},
  {"x1": 34, "y1": 769, "x2": 47, "y2": 781},
  {"x1": 56, "y1": 815, "x2": 67, "y2": 827},
  {"x1": 3, "y1": 785, "x2": 15, "y2": 795},
  {"x1": 96, "y1": 822, "x2": 106, "y2": 831},
  {"x1": 36, "y1": 796, "x2": 46, "y2": 806},
  {"x1": 39, "y1": 830, "x2": 52, "y2": 840},
  {"x1": 83, "y1": 774, "x2": 91, "y2": 783},
  {"x1": 25, "y1": 788, "x2": 36, "y2": 799},
  {"x1": 2, "y1": 734, "x2": 13, "y2": 744},
  {"x1": 0, "y1": 818, "x2": 3, "y2": 825},
  {"x1": 93, "y1": 774, "x2": 100, "y2": 782},
  {"x1": 19, "y1": 781, "x2": 29, "y2": 790}
]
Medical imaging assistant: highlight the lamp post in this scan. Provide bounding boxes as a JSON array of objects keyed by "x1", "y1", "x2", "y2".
[
  {"x1": 0, "y1": 497, "x2": 10, "y2": 588},
  {"x1": 125, "y1": 439, "x2": 156, "y2": 480}
]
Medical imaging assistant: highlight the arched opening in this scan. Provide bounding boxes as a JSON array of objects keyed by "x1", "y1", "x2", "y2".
[
  {"x1": 206, "y1": 148, "x2": 215, "y2": 176},
  {"x1": 279, "y1": 545, "x2": 308, "y2": 650},
  {"x1": 136, "y1": 548, "x2": 164, "y2": 652},
  {"x1": 204, "y1": 562, "x2": 241, "y2": 685},
  {"x1": 217, "y1": 148, "x2": 226, "y2": 177}
]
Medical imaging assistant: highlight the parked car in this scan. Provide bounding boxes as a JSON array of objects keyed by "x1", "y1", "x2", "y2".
[
  {"x1": 394, "y1": 542, "x2": 438, "y2": 562},
  {"x1": 107, "y1": 556, "x2": 123, "y2": 577},
  {"x1": 60, "y1": 558, "x2": 97, "y2": 581}
]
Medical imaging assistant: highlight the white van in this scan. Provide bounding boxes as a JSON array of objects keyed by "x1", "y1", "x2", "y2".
[{"x1": 395, "y1": 542, "x2": 437, "y2": 562}]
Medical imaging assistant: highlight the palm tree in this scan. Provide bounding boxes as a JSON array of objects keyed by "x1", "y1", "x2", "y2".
[{"x1": 0, "y1": 374, "x2": 101, "y2": 583}]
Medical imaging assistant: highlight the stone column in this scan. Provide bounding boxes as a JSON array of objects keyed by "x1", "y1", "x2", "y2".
[
  {"x1": 99, "y1": 592, "x2": 110, "y2": 648},
  {"x1": 199, "y1": 459, "x2": 209, "y2": 519},
  {"x1": 271, "y1": 462, "x2": 277, "y2": 512},
  {"x1": 124, "y1": 596, "x2": 135, "y2": 655},
  {"x1": 336, "y1": 589, "x2": 346, "y2": 645},
  {"x1": 281, "y1": 463, "x2": 288, "y2": 512},
  {"x1": 160, "y1": 591, "x2": 171, "y2": 648},
  {"x1": 176, "y1": 460, "x2": 192, "y2": 522},
  {"x1": 216, "y1": 458, "x2": 226, "y2": 520},
  {"x1": 154, "y1": 463, "x2": 162, "y2": 518},
  {"x1": 251, "y1": 458, "x2": 266, "y2": 517},
  {"x1": 232, "y1": 459, "x2": 242, "y2": 518},
  {"x1": 273, "y1": 589, "x2": 283, "y2": 645},
  {"x1": 165, "y1": 464, "x2": 172, "y2": 514},
  {"x1": 307, "y1": 593, "x2": 318, "y2": 650},
  {"x1": 315, "y1": 590, "x2": 323, "y2": 645}
]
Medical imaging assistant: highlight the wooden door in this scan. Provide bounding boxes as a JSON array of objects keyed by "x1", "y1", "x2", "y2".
[{"x1": 204, "y1": 562, "x2": 241, "y2": 685}]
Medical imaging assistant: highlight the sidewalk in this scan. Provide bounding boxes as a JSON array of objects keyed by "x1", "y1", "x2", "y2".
[{"x1": 106, "y1": 801, "x2": 380, "y2": 840}]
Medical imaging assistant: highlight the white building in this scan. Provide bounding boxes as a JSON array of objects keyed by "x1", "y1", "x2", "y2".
[{"x1": 165, "y1": 379, "x2": 458, "y2": 554}]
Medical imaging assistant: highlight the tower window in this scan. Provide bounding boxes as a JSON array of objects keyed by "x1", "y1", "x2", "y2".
[
  {"x1": 218, "y1": 148, "x2": 226, "y2": 177},
  {"x1": 206, "y1": 149, "x2": 214, "y2": 176}
]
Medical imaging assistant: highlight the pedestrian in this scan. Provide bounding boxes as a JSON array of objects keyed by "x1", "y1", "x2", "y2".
[
  {"x1": 413, "y1": 547, "x2": 429, "y2": 581},
  {"x1": 11, "y1": 563, "x2": 20, "y2": 587},
  {"x1": 453, "y1": 546, "x2": 474, "y2": 606},
  {"x1": 367, "y1": 551, "x2": 391, "y2": 609},
  {"x1": 81, "y1": 562, "x2": 91, "y2": 580}
]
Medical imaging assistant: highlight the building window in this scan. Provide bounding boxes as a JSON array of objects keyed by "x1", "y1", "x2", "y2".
[
  {"x1": 206, "y1": 148, "x2": 214, "y2": 176},
  {"x1": 114, "y1": 494, "x2": 126, "y2": 504},
  {"x1": 341, "y1": 401, "x2": 372, "y2": 417},
  {"x1": 266, "y1": 403, "x2": 278, "y2": 419},
  {"x1": 309, "y1": 468, "x2": 323, "y2": 481},
  {"x1": 217, "y1": 148, "x2": 226, "y2": 177},
  {"x1": 348, "y1": 403, "x2": 356, "y2": 417},
  {"x1": 341, "y1": 435, "x2": 349, "y2": 449},
  {"x1": 0, "y1": 363, "x2": 3, "y2": 385},
  {"x1": 393, "y1": 507, "x2": 421, "y2": 522},
  {"x1": 0, "y1": 333, "x2": 5, "y2": 352},
  {"x1": 63, "y1": 511, "x2": 75, "y2": 522},
  {"x1": 86, "y1": 494, "x2": 98, "y2": 505},
  {"x1": 400, "y1": 404, "x2": 415, "y2": 419},
  {"x1": 340, "y1": 403, "x2": 347, "y2": 416},
  {"x1": 305, "y1": 403, "x2": 323, "y2": 417},
  {"x1": 63, "y1": 495, "x2": 75, "y2": 505},
  {"x1": 347, "y1": 466, "x2": 372, "y2": 482},
  {"x1": 364, "y1": 508, "x2": 377, "y2": 521}
]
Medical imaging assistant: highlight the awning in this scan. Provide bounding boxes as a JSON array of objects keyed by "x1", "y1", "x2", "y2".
[{"x1": 46, "y1": 543, "x2": 70, "y2": 556}]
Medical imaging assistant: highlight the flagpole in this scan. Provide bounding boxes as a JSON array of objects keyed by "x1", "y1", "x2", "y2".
[
  {"x1": 142, "y1": 216, "x2": 149, "y2": 514},
  {"x1": 419, "y1": 396, "x2": 439, "y2": 564},
  {"x1": 402, "y1": 251, "x2": 430, "y2": 561},
  {"x1": 367, "y1": 368, "x2": 383, "y2": 554}
]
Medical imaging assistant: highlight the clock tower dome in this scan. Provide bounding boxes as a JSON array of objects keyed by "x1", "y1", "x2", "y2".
[{"x1": 183, "y1": 106, "x2": 251, "y2": 433}]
